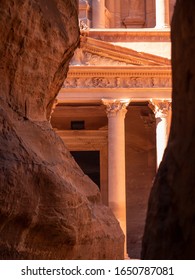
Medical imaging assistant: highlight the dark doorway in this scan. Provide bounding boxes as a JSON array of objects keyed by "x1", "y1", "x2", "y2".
[{"x1": 71, "y1": 151, "x2": 100, "y2": 188}]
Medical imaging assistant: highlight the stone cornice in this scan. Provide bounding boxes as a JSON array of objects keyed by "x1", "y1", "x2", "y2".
[
  {"x1": 67, "y1": 65, "x2": 171, "y2": 77},
  {"x1": 80, "y1": 36, "x2": 170, "y2": 66},
  {"x1": 88, "y1": 29, "x2": 171, "y2": 43}
]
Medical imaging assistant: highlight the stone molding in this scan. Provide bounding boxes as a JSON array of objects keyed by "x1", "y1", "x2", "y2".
[
  {"x1": 88, "y1": 29, "x2": 170, "y2": 43},
  {"x1": 123, "y1": 16, "x2": 145, "y2": 28},
  {"x1": 149, "y1": 99, "x2": 172, "y2": 118},
  {"x1": 80, "y1": 36, "x2": 170, "y2": 66},
  {"x1": 102, "y1": 99, "x2": 130, "y2": 117},
  {"x1": 63, "y1": 75, "x2": 172, "y2": 89}
]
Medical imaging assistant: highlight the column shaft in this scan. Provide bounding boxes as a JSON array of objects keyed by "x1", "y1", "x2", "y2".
[
  {"x1": 114, "y1": 0, "x2": 121, "y2": 28},
  {"x1": 155, "y1": 0, "x2": 170, "y2": 28},
  {"x1": 156, "y1": 116, "x2": 168, "y2": 168},
  {"x1": 149, "y1": 99, "x2": 171, "y2": 168},
  {"x1": 102, "y1": 99, "x2": 130, "y2": 258},
  {"x1": 108, "y1": 111, "x2": 126, "y2": 231},
  {"x1": 92, "y1": 0, "x2": 105, "y2": 28}
]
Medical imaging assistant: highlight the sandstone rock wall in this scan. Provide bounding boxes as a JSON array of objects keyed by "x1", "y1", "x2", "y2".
[
  {"x1": 142, "y1": 0, "x2": 195, "y2": 259},
  {"x1": 0, "y1": 0, "x2": 124, "y2": 259}
]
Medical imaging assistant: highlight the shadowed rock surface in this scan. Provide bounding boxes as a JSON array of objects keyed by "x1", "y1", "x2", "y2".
[
  {"x1": 142, "y1": 0, "x2": 195, "y2": 259},
  {"x1": 0, "y1": 0, "x2": 124, "y2": 259}
]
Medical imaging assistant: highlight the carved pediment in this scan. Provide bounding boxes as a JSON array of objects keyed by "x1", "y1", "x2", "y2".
[
  {"x1": 70, "y1": 48, "x2": 135, "y2": 66},
  {"x1": 70, "y1": 36, "x2": 171, "y2": 67}
]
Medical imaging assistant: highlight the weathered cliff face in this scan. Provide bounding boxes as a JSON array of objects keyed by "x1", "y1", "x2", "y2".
[
  {"x1": 142, "y1": 0, "x2": 195, "y2": 259},
  {"x1": 0, "y1": 0, "x2": 124, "y2": 259}
]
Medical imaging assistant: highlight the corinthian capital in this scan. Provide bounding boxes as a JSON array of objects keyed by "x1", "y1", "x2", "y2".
[
  {"x1": 149, "y1": 99, "x2": 172, "y2": 118},
  {"x1": 102, "y1": 99, "x2": 130, "y2": 117}
]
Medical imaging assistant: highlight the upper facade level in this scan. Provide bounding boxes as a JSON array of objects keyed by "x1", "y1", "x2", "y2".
[{"x1": 79, "y1": 0, "x2": 176, "y2": 29}]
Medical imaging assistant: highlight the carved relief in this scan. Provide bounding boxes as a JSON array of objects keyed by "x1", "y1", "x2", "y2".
[
  {"x1": 149, "y1": 99, "x2": 172, "y2": 118},
  {"x1": 63, "y1": 78, "x2": 77, "y2": 88},
  {"x1": 102, "y1": 99, "x2": 130, "y2": 117},
  {"x1": 84, "y1": 52, "x2": 130, "y2": 66},
  {"x1": 89, "y1": 77, "x2": 116, "y2": 88},
  {"x1": 152, "y1": 77, "x2": 172, "y2": 87},
  {"x1": 63, "y1": 76, "x2": 172, "y2": 89},
  {"x1": 70, "y1": 51, "x2": 133, "y2": 66}
]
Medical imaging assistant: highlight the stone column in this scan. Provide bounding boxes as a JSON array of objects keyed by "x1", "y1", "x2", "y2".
[
  {"x1": 105, "y1": 0, "x2": 115, "y2": 27},
  {"x1": 114, "y1": 0, "x2": 121, "y2": 28},
  {"x1": 79, "y1": 0, "x2": 91, "y2": 27},
  {"x1": 92, "y1": 0, "x2": 105, "y2": 28},
  {"x1": 105, "y1": 0, "x2": 121, "y2": 28},
  {"x1": 149, "y1": 99, "x2": 172, "y2": 168},
  {"x1": 155, "y1": 0, "x2": 170, "y2": 28},
  {"x1": 102, "y1": 98, "x2": 130, "y2": 258}
]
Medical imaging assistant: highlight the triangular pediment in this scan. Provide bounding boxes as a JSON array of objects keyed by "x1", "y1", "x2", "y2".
[{"x1": 70, "y1": 36, "x2": 170, "y2": 67}]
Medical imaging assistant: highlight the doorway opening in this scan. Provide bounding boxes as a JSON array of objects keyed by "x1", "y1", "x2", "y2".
[{"x1": 71, "y1": 151, "x2": 100, "y2": 188}]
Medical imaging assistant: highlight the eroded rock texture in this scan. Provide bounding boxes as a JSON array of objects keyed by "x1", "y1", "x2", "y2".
[
  {"x1": 142, "y1": 0, "x2": 195, "y2": 259},
  {"x1": 0, "y1": 0, "x2": 124, "y2": 259}
]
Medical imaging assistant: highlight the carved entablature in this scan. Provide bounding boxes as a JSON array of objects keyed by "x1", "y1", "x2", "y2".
[
  {"x1": 62, "y1": 75, "x2": 172, "y2": 89},
  {"x1": 63, "y1": 37, "x2": 172, "y2": 92}
]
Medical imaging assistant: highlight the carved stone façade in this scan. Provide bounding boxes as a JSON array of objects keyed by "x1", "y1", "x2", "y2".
[
  {"x1": 61, "y1": 35, "x2": 171, "y2": 92},
  {"x1": 63, "y1": 75, "x2": 172, "y2": 89},
  {"x1": 55, "y1": 16, "x2": 172, "y2": 259}
]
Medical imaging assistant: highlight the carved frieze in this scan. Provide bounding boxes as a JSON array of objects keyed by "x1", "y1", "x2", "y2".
[{"x1": 62, "y1": 76, "x2": 172, "y2": 89}]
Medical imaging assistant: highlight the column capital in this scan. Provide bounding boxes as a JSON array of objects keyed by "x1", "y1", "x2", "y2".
[
  {"x1": 102, "y1": 99, "x2": 130, "y2": 118},
  {"x1": 149, "y1": 99, "x2": 172, "y2": 119}
]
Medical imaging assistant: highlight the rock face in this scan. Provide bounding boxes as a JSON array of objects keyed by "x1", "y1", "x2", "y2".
[
  {"x1": 0, "y1": 0, "x2": 124, "y2": 259},
  {"x1": 142, "y1": 0, "x2": 195, "y2": 259}
]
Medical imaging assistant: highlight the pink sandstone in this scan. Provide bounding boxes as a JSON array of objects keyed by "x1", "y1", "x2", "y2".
[
  {"x1": 0, "y1": 0, "x2": 124, "y2": 259},
  {"x1": 142, "y1": 0, "x2": 195, "y2": 259}
]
